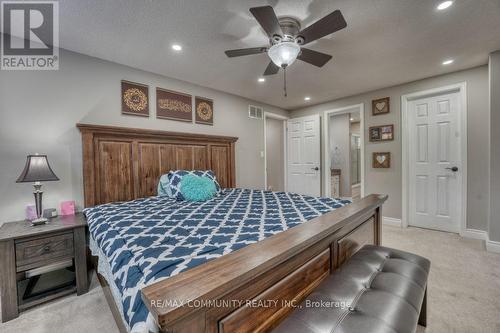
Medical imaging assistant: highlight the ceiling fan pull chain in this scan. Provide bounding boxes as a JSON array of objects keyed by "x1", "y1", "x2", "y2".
[{"x1": 283, "y1": 66, "x2": 287, "y2": 97}]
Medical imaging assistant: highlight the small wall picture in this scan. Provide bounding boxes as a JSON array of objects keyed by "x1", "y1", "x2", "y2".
[
  {"x1": 373, "y1": 152, "x2": 391, "y2": 168},
  {"x1": 369, "y1": 124, "x2": 394, "y2": 142},
  {"x1": 121, "y1": 80, "x2": 149, "y2": 117},
  {"x1": 195, "y1": 96, "x2": 214, "y2": 125},
  {"x1": 372, "y1": 97, "x2": 390, "y2": 116},
  {"x1": 156, "y1": 88, "x2": 192, "y2": 122}
]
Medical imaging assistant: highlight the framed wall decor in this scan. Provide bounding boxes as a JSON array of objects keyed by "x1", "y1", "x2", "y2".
[
  {"x1": 195, "y1": 96, "x2": 214, "y2": 125},
  {"x1": 121, "y1": 80, "x2": 149, "y2": 117},
  {"x1": 156, "y1": 88, "x2": 192, "y2": 122},
  {"x1": 372, "y1": 97, "x2": 390, "y2": 116},
  {"x1": 373, "y1": 152, "x2": 391, "y2": 168},
  {"x1": 369, "y1": 124, "x2": 394, "y2": 142}
]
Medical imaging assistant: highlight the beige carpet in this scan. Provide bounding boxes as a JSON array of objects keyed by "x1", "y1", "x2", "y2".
[
  {"x1": 1, "y1": 226, "x2": 500, "y2": 333},
  {"x1": 383, "y1": 227, "x2": 500, "y2": 333}
]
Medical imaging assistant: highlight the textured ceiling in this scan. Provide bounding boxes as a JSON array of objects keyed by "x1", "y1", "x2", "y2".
[{"x1": 53, "y1": 0, "x2": 500, "y2": 109}]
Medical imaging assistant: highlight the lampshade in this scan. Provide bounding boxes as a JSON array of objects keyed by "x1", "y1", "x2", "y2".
[
  {"x1": 16, "y1": 155, "x2": 59, "y2": 183},
  {"x1": 268, "y1": 42, "x2": 301, "y2": 67}
]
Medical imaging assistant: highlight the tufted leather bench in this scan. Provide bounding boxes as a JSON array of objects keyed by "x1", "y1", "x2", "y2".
[{"x1": 272, "y1": 245, "x2": 430, "y2": 333}]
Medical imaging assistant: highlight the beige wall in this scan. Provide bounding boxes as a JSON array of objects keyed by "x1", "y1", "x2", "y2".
[
  {"x1": 0, "y1": 49, "x2": 287, "y2": 224},
  {"x1": 291, "y1": 66, "x2": 489, "y2": 231},
  {"x1": 489, "y1": 52, "x2": 500, "y2": 241},
  {"x1": 265, "y1": 118, "x2": 285, "y2": 192}
]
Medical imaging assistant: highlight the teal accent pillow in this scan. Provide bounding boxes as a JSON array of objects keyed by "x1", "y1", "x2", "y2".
[
  {"x1": 157, "y1": 174, "x2": 173, "y2": 197},
  {"x1": 180, "y1": 175, "x2": 217, "y2": 202}
]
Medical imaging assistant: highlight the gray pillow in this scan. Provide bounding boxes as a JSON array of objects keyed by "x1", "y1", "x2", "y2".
[{"x1": 157, "y1": 174, "x2": 173, "y2": 197}]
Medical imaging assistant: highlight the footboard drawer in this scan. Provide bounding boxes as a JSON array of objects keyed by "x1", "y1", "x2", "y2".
[
  {"x1": 335, "y1": 217, "x2": 375, "y2": 268},
  {"x1": 218, "y1": 248, "x2": 330, "y2": 333}
]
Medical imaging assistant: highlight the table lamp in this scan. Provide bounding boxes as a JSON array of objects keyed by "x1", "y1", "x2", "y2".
[{"x1": 16, "y1": 154, "x2": 59, "y2": 225}]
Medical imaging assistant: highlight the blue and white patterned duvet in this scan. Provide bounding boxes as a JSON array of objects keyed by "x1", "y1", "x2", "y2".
[{"x1": 83, "y1": 189, "x2": 350, "y2": 332}]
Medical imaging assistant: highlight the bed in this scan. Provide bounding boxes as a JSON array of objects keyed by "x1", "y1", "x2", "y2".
[{"x1": 77, "y1": 124, "x2": 387, "y2": 333}]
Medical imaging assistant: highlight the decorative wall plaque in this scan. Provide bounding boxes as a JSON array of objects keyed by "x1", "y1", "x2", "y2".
[
  {"x1": 373, "y1": 152, "x2": 391, "y2": 168},
  {"x1": 121, "y1": 80, "x2": 149, "y2": 117},
  {"x1": 369, "y1": 124, "x2": 394, "y2": 142},
  {"x1": 156, "y1": 88, "x2": 192, "y2": 122},
  {"x1": 372, "y1": 97, "x2": 390, "y2": 116},
  {"x1": 195, "y1": 96, "x2": 214, "y2": 125}
]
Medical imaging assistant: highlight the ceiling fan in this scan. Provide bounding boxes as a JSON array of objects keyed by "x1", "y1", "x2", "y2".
[{"x1": 225, "y1": 6, "x2": 347, "y2": 96}]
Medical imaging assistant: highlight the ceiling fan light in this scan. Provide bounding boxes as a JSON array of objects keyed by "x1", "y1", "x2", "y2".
[
  {"x1": 437, "y1": 1, "x2": 453, "y2": 10},
  {"x1": 268, "y1": 42, "x2": 301, "y2": 67}
]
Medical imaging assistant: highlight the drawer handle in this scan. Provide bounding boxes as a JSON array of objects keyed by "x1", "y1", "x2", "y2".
[{"x1": 43, "y1": 245, "x2": 51, "y2": 253}]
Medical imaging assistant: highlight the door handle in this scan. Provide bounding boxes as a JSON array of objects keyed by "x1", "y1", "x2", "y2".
[
  {"x1": 311, "y1": 167, "x2": 319, "y2": 171},
  {"x1": 445, "y1": 166, "x2": 459, "y2": 172}
]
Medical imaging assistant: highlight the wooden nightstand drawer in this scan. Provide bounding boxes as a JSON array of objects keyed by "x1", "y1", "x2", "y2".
[
  {"x1": 1, "y1": 214, "x2": 88, "y2": 322},
  {"x1": 15, "y1": 232, "x2": 74, "y2": 271}
]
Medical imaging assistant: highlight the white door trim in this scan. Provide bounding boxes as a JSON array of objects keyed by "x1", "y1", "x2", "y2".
[
  {"x1": 401, "y1": 82, "x2": 467, "y2": 235},
  {"x1": 322, "y1": 103, "x2": 365, "y2": 198},
  {"x1": 264, "y1": 112, "x2": 289, "y2": 191}
]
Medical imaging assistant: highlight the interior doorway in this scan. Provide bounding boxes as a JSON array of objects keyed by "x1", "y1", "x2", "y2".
[
  {"x1": 402, "y1": 83, "x2": 467, "y2": 234},
  {"x1": 286, "y1": 115, "x2": 321, "y2": 196},
  {"x1": 264, "y1": 112, "x2": 288, "y2": 192},
  {"x1": 323, "y1": 104, "x2": 365, "y2": 200}
]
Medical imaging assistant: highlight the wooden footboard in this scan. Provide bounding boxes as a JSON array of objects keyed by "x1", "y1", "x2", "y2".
[{"x1": 142, "y1": 194, "x2": 387, "y2": 333}]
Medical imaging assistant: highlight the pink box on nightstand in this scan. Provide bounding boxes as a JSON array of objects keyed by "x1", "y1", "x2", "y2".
[
  {"x1": 26, "y1": 205, "x2": 37, "y2": 220},
  {"x1": 60, "y1": 201, "x2": 76, "y2": 216}
]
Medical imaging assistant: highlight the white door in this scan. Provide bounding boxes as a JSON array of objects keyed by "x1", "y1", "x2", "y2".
[
  {"x1": 287, "y1": 115, "x2": 321, "y2": 196},
  {"x1": 408, "y1": 91, "x2": 462, "y2": 233}
]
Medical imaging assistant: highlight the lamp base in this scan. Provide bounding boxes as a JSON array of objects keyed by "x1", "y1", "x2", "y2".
[
  {"x1": 33, "y1": 182, "x2": 46, "y2": 225},
  {"x1": 31, "y1": 217, "x2": 48, "y2": 226}
]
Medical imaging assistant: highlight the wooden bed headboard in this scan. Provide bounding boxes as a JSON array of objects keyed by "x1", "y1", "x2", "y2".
[{"x1": 77, "y1": 124, "x2": 237, "y2": 207}]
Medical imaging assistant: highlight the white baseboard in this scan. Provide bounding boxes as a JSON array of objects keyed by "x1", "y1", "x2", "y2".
[
  {"x1": 460, "y1": 229, "x2": 500, "y2": 254},
  {"x1": 461, "y1": 228, "x2": 488, "y2": 240},
  {"x1": 486, "y1": 239, "x2": 500, "y2": 253},
  {"x1": 384, "y1": 221, "x2": 500, "y2": 254},
  {"x1": 382, "y1": 217, "x2": 402, "y2": 227}
]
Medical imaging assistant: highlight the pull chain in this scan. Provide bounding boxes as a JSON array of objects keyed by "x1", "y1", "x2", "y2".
[{"x1": 283, "y1": 65, "x2": 287, "y2": 97}]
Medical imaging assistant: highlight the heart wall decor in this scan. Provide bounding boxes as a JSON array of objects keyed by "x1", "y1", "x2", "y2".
[
  {"x1": 373, "y1": 152, "x2": 391, "y2": 168},
  {"x1": 376, "y1": 155, "x2": 386, "y2": 164},
  {"x1": 372, "y1": 97, "x2": 390, "y2": 115},
  {"x1": 376, "y1": 102, "x2": 386, "y2": 111}
]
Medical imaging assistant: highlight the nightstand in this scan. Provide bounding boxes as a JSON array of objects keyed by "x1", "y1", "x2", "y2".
[{"x1": 0, "y1": 214, "x2": 88, "y2": 322}]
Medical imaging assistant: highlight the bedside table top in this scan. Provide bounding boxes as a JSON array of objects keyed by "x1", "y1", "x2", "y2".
[{"x1": 0, "y1": 213, "x2": 87, "y2": 241}]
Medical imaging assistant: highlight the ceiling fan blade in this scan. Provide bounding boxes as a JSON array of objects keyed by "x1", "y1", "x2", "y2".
[
  {"x1": 225, "y1": 47, "x2": 267, "y2": 58},
  {"x1": 297, "y1": 10, "x2": 347, "y2": 45},
  {"x1": 263, "y1": 61, "x2": 280, "y2": 76},
  {"x1": 298, "y1": 48, "x2": 332, "y2": 67},
  {"x1": 249, "y1": 6, "x2": 283, "y2": 38}
]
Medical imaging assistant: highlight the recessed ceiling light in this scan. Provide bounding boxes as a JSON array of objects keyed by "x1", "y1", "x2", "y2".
[
  {"x1": 171, "y1": 44, "x2": 182, "y2": 51},
  {"x1": 442, "y1": 59, "x2": 454, "y2": 65},
  {"x1": 258, "y1": 78, "x2": 265, "y2": 83},
  {"x1": 350, "y1": 118, "x2": 354, "y2": 121},
  {"x1": 437, "y1": 1, "x2": 453, "y2": 10},
  {"x1": 304, "y1": 96, "x2": 311, "y2": 101}
]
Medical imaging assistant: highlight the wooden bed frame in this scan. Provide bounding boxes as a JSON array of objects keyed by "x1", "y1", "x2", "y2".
[{"x1": 77, "y1": 123, "x2": 387, "y2": 333}]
